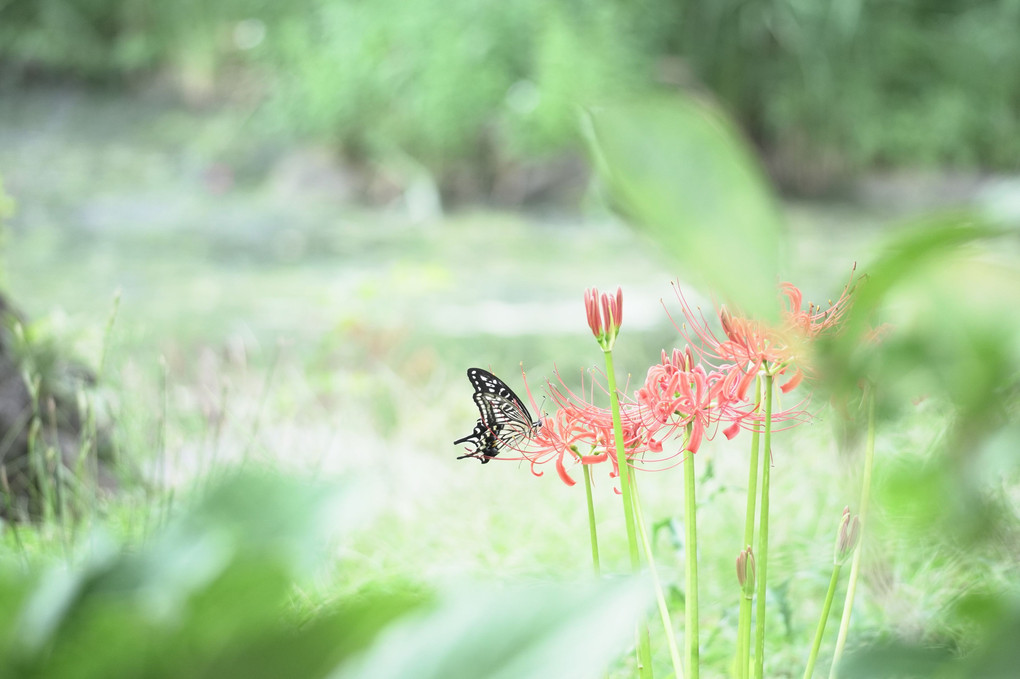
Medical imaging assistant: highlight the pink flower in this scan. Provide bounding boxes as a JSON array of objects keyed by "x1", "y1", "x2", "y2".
[
  {"x1": 524, "y1": 406, "x2": 600, "y2": 486},
  {"x1": 585, "y1": 287, "x2": 623, "y2": 351},
  {"x1": 525, "y1": 370, "x2": 675, "y2": 485},
  {"x1": 780, "y1": 266, "x2": 857, "y2": 339},
  {"x1": 636, "y1": 348, "x2": 741, "y2": 455},
  {"x1": 668, "y1": 288, "x2": 796, "y2": 397},
  {"x1": 666, "y1": 275, "x2": 856, "y2": 398}
]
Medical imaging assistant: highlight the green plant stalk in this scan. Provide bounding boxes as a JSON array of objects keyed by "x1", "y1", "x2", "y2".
[
  {"x1": 90, "y1": 290, "x2": 121, "y2": 492},
  {"x1": 633, "y1": 479, "x2": 685, "y2": 679},
  {"x1": 604, "y1": 351, "x2": 640, "y2": 566},
  {"x1": 29, "y1": 422, "x2": 53, "y2": 526},
  {"x1": 738, "y1": 376, "x2": 763, "y2": 679},
  {"x1": 24, "y1": 373, "x2": 55, "y2": 527},
  {"x1": 737, "y1": 587, "x2": 753, "y2": 679},
  {"x1": 76, "y1": 388, "x2": 98, "y2": 539},
  {"x1": 583, "y1": 461, "x2": 601, "y2": 576},
  {"x1": 0, "y1": 468, "x2": 28, "y2": 564},
  {"x1": 151, "y1": 357, "x2": 170, "y2": 535},
  {"x1": 97, "y1": 289, "x2": 121, "y2": 379},
  {"x1": 200, "y1": 382, "x2": 230, "y2": 494},
  {"x1": 753, "y1": 371, "x2": 775, "y2": 679},
  {"x1": 241, "y1": 340, "x2": 282, "y2": 462},
  {"x1": 804, "y1": 565, "x2": 842, "y2": 679},
  {"x1": 683, "y1": 426, "x2": 700, "y2": 679},
  {"x1": 603, "y1": 349, "x2": 653, "y2": 679},
  {"x1": 47, "y1": 398, "x2": 71, "y2": 557},
  {"x1": 829, "y1": 387, "x2": 876, "y2": 679}
]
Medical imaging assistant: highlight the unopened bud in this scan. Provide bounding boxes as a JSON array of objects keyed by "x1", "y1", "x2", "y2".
[
  {"x1": 736, "y1": 546, "x2": 756, "y2": 598},
  {"x1": 835, "y1": 506, "x2": 861, "y2": 565},
  {"x1": 585, "y1": 286, "x2": 624, "y2": 351},
  {"x1": 720, "y1": 307, "x2": 737, "y2": 342}
]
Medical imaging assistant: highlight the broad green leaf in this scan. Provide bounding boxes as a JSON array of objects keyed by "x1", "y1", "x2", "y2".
[
  {"x1": 816, "y1": 214, "x2": 1019, "y2": 413},
  {"x1": 838, "y1": 639, "x2": 956, "y2": 678},
  {"x1": 835, "y1": 212, "x2": 1001, "y2": 346},
  {"x1": 332, "y1": 579, "x2": 649, "y2": 679},
  {"x1": 584, "y1": 95, "x2": 784, "y2": 318}
]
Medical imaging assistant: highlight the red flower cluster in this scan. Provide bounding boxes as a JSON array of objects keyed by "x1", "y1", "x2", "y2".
[
  {"x1": 523, "y1": 371, "x2": 665, "y2": 486},
  {"x1": 516, "y1": 277, "x2": 856, "y2": 486}
]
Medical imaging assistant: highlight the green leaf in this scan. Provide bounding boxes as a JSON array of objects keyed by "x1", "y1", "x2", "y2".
[
  {"x1": 838, "y1": 638, "x2": 956, "y2": 678},
  {"x1": 333, "y1": 579, "x2": 650, "y2": 679},
  {"x1": 584, "y1": 95, "x2": 784, "y2": 318},
  {"x1": 816, "y1": 214, "x2": 1019, "y2": 415}
]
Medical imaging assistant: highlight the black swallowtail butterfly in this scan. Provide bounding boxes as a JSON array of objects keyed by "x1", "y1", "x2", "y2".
[{"x1": 453, "y1": 368, "x2": 541, "y2": 463}]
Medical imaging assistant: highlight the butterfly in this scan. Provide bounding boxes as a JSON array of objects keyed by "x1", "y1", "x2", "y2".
[{"x1": 453, "y1": 368, "x2": 541, "y2": 463}]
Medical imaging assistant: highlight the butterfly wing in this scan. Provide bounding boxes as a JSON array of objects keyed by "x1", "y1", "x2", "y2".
[
  {"x1": 453, "y1": 417, "x2": 505, "y2": 460},
  {"x1": 454, "y1": 368, "x2": 539, "y2": 463}
]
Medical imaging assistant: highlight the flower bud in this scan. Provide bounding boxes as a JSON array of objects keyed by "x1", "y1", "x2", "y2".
[
  {"x1": 585, "y1": 286, "x2": 624, "y2": 350},
  {"x1": 834, "y1": 506, "x2": 861, "y2": 565},
  {"x1": 736, "y1": 546, "x2": 756, "y2": 598}
]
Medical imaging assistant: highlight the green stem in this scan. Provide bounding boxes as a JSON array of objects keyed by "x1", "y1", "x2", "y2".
[
  {"x1": 741, "y1": 376, "x2": 764, "y2": 545},
  {"x1": 603, "y1": 349, "x2": 653, "y2": 678},
  {"x1": 829, "y1": 387, "x2": 876, "y2": 679},
  {"x1": 683, "y1": 430, "x2": 700, "y2": 679},
  {"x1": 737, "y1": 584, "x2": 753, "y2": 679},
  {"x1": 804, "y1": 565, "x2": 842, "y2": 679},
  {"x1": 738, "y1": 377, "x2": 763, "y2": 679},
  {"x1": 583, "y1": 462, "x2": 601, "y2": 576},
  {"x1": 633, "y1": 480, "x2": 685, "y2": 679},
  {"x1": 604, "y1": 350, "x2": 640, "y2": 568},
  {"x1": 753, "y1": 371, "x2": 775, "y2": 679}
]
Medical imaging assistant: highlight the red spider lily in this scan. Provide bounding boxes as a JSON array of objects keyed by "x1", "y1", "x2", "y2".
[
  {"x1": 636, "y1": 348, "x2": 745, "y2": 455},
  {"x1": 667, "y1": 287, "x2": 797, "y2": 397},
  {"x1": 666, "y1": 276, "x2": 856, "y2": 398},
  {"x1": 585, "y1": 286, "x2": 623, "y2": 351},
  {"x1": 525, "y1": 370, "x2": 677, "y2": 485},
  {"x1": 524, "y1": 407, "x2": 604, "y2": 486},
  {"x1": 780, "y1": 266, "x2": 857, "y2": 339}
]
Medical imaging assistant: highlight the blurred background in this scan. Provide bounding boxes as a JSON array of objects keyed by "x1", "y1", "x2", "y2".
[{"x1": 1, "y1": 1, "x2": 1019, "y2": 677}]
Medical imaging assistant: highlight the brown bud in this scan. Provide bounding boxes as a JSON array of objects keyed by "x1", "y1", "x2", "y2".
[
  {"x1": 736, "y1": 546, "x2": 756, "y2": 597},
  {"x1": 835, "y1": 506, "x2": 861, "y2": 565}
]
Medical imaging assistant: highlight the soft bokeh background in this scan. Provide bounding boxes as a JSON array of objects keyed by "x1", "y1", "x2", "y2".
[{"x1": 1, "y1": 2, "x2": 1019, "y2": 678}]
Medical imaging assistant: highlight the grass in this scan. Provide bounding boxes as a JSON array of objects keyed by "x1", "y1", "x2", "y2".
[{"x1": 2, "y1": 88, "x2": 1017, "y2": 678}]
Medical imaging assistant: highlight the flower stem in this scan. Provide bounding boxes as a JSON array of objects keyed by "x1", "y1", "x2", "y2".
[
  {"x1": 603, "y1": 349, "x2": 653, "y2": 678},
  {"x1": 737, "y1": 584, "x2": 753, "y2": 679},
  {"x1": 683, "y1": 429, "x2": 700, "y2": 679},
  {"x1": 633, "y1": 480, "x2": 685, "y2": 679},
  {"x1": 738, "y1": 376, "x2": 763, "y2": 679},
  {"x1": 583, "y1": 462, "x2": 601, "y2": 576},
  {"x1": 804, "y1": 565, "x2": 842, "y2": 679},
  {"x1": 753, "y1": 371, "x2": 775, "y2": 679},
  {"x1": 604, "y1": 350, "x2": 640, "y2": 569},
  {"x1": 829, "y1": 387, "x2": 876, "y2": 678}
]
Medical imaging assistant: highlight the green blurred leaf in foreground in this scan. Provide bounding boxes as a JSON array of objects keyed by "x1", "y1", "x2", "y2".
[
  {"x1": 584, "y1": 95, "x2": 784, "y2": 319},
  {"x1": 817, "y1": 214, "x2": 1020, "y2": 420},
  {"x1": 0, "y1": 472, "x2": 649, "y2": 679},
  {"x1": 332, "y1": 578, "x2": 649, "y2": 679}
]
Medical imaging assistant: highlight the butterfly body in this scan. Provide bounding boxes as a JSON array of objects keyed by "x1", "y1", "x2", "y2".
[{"x1": 454, "y1": 368, "x2": 540, "y2": 463}]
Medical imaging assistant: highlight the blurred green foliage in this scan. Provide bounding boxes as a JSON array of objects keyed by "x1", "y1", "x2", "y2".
[
  {"x1": 0, "y1": 0, "x2": 641, "y2": 190},
  {"x1": 0, "y1": 472, "x2": 648, "y2": 679},
  {"x1": 660, "y1": 0, "x2": 1020, "y2": 171},
  {"x1": 3, "y1": 0, "x2": 1018, "y2": 190},
  {"x1": 585, "y1": 96, "x2": 783, "y2": 317}
]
